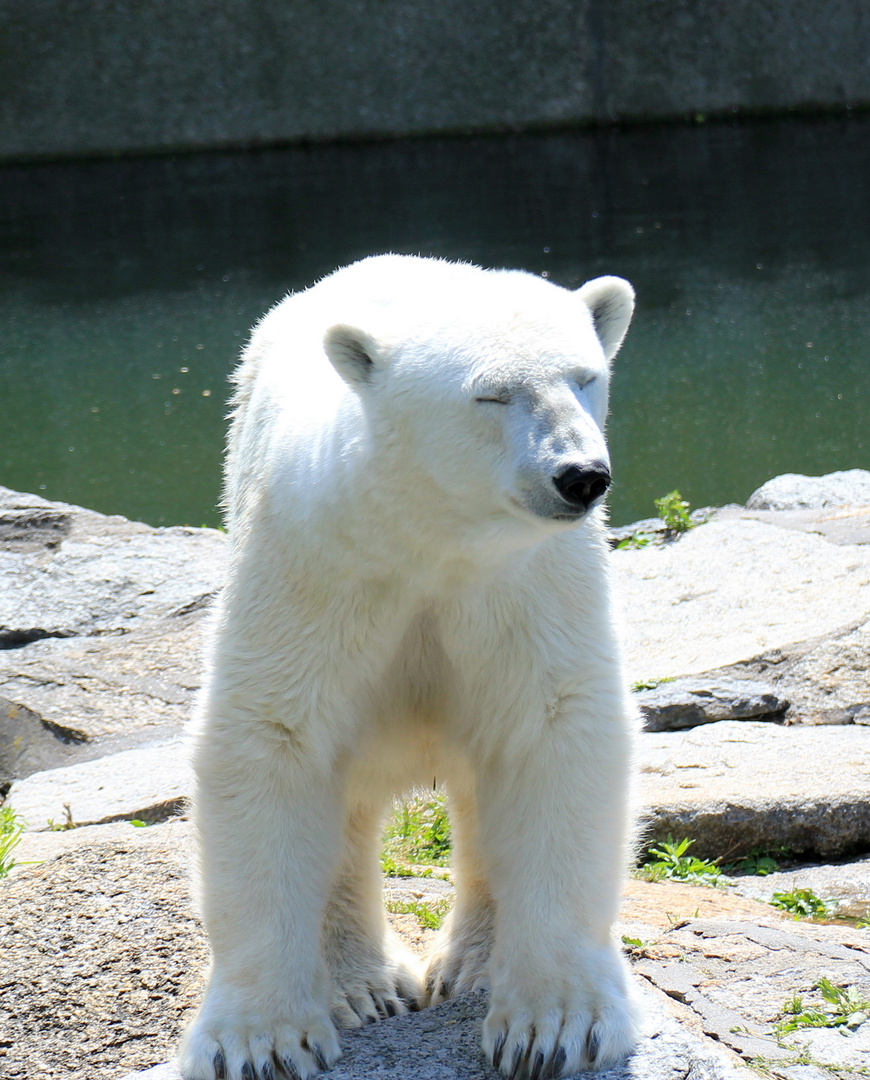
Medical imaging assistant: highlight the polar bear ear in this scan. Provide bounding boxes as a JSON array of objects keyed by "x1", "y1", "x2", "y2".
[
  {"x1": 575, "y1": 276, "x2": 635, "y2": 361},
  {"x1": 323, "y1": 324, "x2": 386, "y2": 388}
]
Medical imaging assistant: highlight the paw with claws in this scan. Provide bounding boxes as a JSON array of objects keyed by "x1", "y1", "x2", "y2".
[
  {"x1": 178, "y1": 996, "x2": 341, "y2": 1080},
  {"x1": 481, "y1": 946, "x2": 639, "y2": 1079}
]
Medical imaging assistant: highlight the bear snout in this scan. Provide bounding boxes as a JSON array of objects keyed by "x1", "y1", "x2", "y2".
[{"x1": 552, "y1": 464, "x2": 611, "y2": 511}]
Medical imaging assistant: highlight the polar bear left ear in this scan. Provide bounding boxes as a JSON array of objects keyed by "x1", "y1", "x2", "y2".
[
  {"x1": 575, "y1": 276, "x2": 635, "y2": 361},
  {"x1": 323, "y1": 324, "x2": 386, "y2": 388}
]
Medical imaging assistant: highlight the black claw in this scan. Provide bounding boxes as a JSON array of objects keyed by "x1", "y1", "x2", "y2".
[
  {"x1": 492, "y1": 1032, "x2": 506, "y2": 1070},
  {"x1": 509, "y1": 1043, "x2": 526, "y2": 1080},
  {"x1": 586, "y1": 1026, "x2": 602, "y2": 1066},
  {"x1": 425, "y1": 971, "x2": 437, "y2": 997},
  {"x1": 403, "y1": 995, "x2": 421, "y2": 1012},
  {"x1": 551, "y1": 1047, "x2": 567, "y2": 1080},
  {"x1": 280, "y1": 1056, "x2": 301, "y2": 1080},
  {"x1": 241, "y1": 1063, "x2": 255, "y2": 1080},
  {"x1": 308, "y1": 1042, "x2": 329, "y2": 1072},
  {"x1": 385, "y1": 998, "x2": 398, "y2": 1017},
  {"x1": 530, "y1": 1049, "x2": 547, "y2": 1080},
  {"x1": 261, "y1": 1060, "x2": 275, "y2": 1080},
  {"x1": 213, "y1": 1051, "x2": 226, "y2": 1080}
]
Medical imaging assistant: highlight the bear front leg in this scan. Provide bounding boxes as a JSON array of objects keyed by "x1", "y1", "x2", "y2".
[
  {"x1": 323, "y1": 801, "x2": 425, "y2": 1027},
  {"x1": 178, "y1": 712, "x2": 344, "y2": 1080},
  {"x1": 475, "y1": 711, "x2": 639, "y2": 1079}
]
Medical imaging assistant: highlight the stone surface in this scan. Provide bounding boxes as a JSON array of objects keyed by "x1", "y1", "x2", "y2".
[
  {"x1": 747, "y1": 469, "x2": 870, "y2": 511},
  {"x1": 724, "y1": 857, "x2": 870, "y2": 921},
  {"x1": 638, "y1": 721, "x2": 870, "y2": 859},
  {"x1": 717, "y1": 505, "x2": 870, "y2": 547},
  {"x1": 709, "y1": 619, "x2": 870, "y2": 726},
  {"x1": 6, "y1": 739, "x2": 190, "y2": 830},
  {"x1": 613, "y1": 518, "x2": 870, "y2": 683},
  {"x1": 635, "y1": 677, "x2": 789, "y2": 731},
  {"x1": 0, "y1": 694, "x2": 88, "y2": 789},
  {"x1": 2, "y1": 0, "x2": 869, "y2": 161},
  {"x1": 634, "y1": 918, "x2": 870, "y2": 1078},
  {"x1": 3, "y1": 819, "x2": 770, "y2": 1080},
  {"x1": 0, "y1": 486, "x2": 225, "y2": 643}
]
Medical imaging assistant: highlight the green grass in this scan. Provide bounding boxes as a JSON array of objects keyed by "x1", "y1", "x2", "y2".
[
  {"x1": 638, "y1": 835, "x2": 723, "y2": 888},
  {"x1": 769, "y1": 887, "x2": 836, "y2": 920},
  {"x1": 381, "y1": 790, "x2": 452, "y2": 877},
  {"x1": 385, "y1": 897, "x2": 452, "y2": 931},
  {"x1": 0, "y1": 805, "x2": 26, "y2": 879},
  {"x1": 774, "y1": 979, "x2": 870, "y2": 1037}
]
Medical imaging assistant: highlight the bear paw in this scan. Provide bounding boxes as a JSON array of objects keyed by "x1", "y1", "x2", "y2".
[
  {"x1": 423, "y1": 896, "x2": 494, "y2": 1004},
  {"x1": 329, "y1": 935, "x2": 425, "y2": 1028},
  {"x1": 178, "y1": 1008, "x2": 341, "y2": 1080},
  {"x1": 481, "y1": 951, "x2": 638, "y2": 1079}
]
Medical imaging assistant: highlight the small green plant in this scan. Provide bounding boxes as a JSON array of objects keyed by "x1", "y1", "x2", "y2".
[
  {"x1": 381, "y1": 791, "x2": 452, "y2": 875},
  {"x1": 386, "y1": 897, "x2": 452, "y2": 931},
  {"x1": 0, "y1": 805, "x2": 26, "y2": 879},
  {"x1": 616, "y1": 532, "x2": 653, "y2": 550},
  {"x1": 639, "y1": 836, "x2": 722, "y2": 887},
  {"x1": 655, "y1": 490, "x2": 694, "y2": 533},
  {"x1": 769, "y1": 887, "x2": 835, "y2": 920},
  {"x1": 46, "y1": 803, "x2": 76, "y2": 831},
  {"x1": 725, "y1": 847, "x2": 785, "y2": 877},
  {"x1": 631, "y1": 676, "x2": 674, "y2": 692},
  {"x1": 774, "y1": 979, "x2": 870, "y2": 1037}
]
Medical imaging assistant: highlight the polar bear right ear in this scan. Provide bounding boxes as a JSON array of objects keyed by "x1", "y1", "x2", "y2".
[
  {"x1": 575, "y1": 276, "x2": 635, "y2": 362},
  {"x1": 323, "y1": 324, "x2": 385, "y2": 388}
]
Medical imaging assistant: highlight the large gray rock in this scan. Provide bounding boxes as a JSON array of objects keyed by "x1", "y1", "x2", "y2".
[
  {"x1": 635, "y1": 678, "x2": 789, "y2": 731},
  {"x1": 0, "y1": 694, "x2": 88, "y2": 788},
  {"x1": 0, "y1": 487, "x2": 225, "y2": 643},
  {"x1": 120, "y1": 986, "x2": 753, "y2": 1080},
  {"x1": 6, "y1": 738, "x2": 190, "y2": 829},
  {"x1": 639, "y1": 721, "x2": 870, "y2": 859},
  {"x1": 746, "y1": 469, "x2": 870, "y2": 511},
  {"x1": 724, "y1": 856, "x2": 870, "y2": 920},
  {"x1": 613, "y1": 518, "x2": 870, "y2": 682}
]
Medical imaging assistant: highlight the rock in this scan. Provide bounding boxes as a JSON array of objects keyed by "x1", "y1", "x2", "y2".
[
  {"x1": 635, "y1": 677, "x2": 789, "y2": 731},
  {"x1": 0, "y1": 486, "x2": 225, "y2": 644},
  {"x1": 633, "y1": 918, "x2": 870, "y2": 1077},
  {"x1": 716, "y1": 504, "x2": 870, "y2": 546},
  {"x1": 710, "y1": 619, "x2": 870, "y2": 726},
  {"x1": 119, "y1": 986, "x2": 755, "y2": 1080},
  {"x1": 724, "y1": 856, "x2": 870, "y2": 921},
  {"x1": 638, "y1": 721, "x2": 870, "y2": 859},
  {"x1": 613, "y1": 518, "x2": 870, "y2": 682},
  {"x1": 0, "y1": 695, "x2": 89, "y2": 790},
  {"x1": 0, "y1": 487, "x2": 223, "y2": 761},
  {"x1": 746, "y1": 469, "x2": 870, "y2": 511},
  {"x1": 6, "y1": 738, "x2": 190, "y2": 829}
]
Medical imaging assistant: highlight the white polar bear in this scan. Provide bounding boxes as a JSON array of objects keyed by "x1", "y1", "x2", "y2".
[{"x1": 179, "y1": 255, "x2": 639, "y2": 1080}]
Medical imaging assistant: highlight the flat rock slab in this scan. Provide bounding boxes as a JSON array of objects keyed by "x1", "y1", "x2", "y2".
[
  {"x1": 612, "y1": 518, "x2": 870, "y2": 682},
  {"x1": 724, "y1": 856, "x2": 870, "y2": 920},
  {"x1": 638, "y1": 721, "x2": 870, "y2": 858},
  {"x1": 717, "y1": 505, "x2": 870, "y2": 547},
  {"x1": 635, "y1": 677, "x2": 789, "y2": 731},
  {"x1": 7, "y1": 738, "x2": 190, "y2": 829},
  {"x1": 634, "y1": 918, "x2": 870, "y2": 1077},
  {"x1": 120, "y1": 986, "x2": 752, "y2": 1080},
  {"x1": 0, "y1": 486, "x2": 225, "y2": 643},
  {"x1": 710, "y1": 618, "x2": 870, "y2": 724},
  {"x1": 746, "y1": 469, "x2": 870, "y2": 511}
]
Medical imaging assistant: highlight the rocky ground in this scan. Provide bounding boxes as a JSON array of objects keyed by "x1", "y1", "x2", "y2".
[{"x1": 1, "y1": 471, "x2": 869, "y2": 1080}]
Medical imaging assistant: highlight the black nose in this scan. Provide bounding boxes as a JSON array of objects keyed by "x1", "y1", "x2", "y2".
[{"x1": 553, "y1": 465, "x2": 611, "y2": 510}]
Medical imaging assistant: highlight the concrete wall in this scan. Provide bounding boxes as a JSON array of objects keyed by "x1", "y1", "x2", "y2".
[{"x1": 2, "y1": 0, "x2": 869, "y2": 161}]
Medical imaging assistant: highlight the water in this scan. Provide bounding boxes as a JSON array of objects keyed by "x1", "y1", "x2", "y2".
[{"x1": 1, "y1": 116, "x2": 868, "y2": 528}]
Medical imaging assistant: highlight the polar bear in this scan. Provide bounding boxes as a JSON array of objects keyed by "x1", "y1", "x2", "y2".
[{"x1": 179, "y1": 255, "x2": 639, "y2": 1080}]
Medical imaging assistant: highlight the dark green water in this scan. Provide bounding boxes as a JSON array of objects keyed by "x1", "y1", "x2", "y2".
[{"x1": 1, "y1": 117, "x2": 868, "y2": 528}]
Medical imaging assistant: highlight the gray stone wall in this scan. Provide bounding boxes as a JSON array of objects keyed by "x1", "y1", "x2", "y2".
[{"x1": 2, "y1": 0, "x2": 869, "y2": 161}]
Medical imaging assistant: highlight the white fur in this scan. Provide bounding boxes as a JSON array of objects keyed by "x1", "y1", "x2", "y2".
[{"x1": 178, "y1": 255, "x2": 640, "y2": 1080}]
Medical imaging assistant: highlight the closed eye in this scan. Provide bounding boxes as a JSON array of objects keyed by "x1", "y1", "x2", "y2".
[
  {"x1": 576, "y1": 375, "x2": 597, "y2": 391},
  {"x1": 474, "y1": 394, "x2": 511, "y2": 405}
]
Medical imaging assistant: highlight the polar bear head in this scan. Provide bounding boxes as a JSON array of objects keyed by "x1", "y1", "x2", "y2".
[{"x1": 321, "y1": 257, "x2": 633, "y2": 539}]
